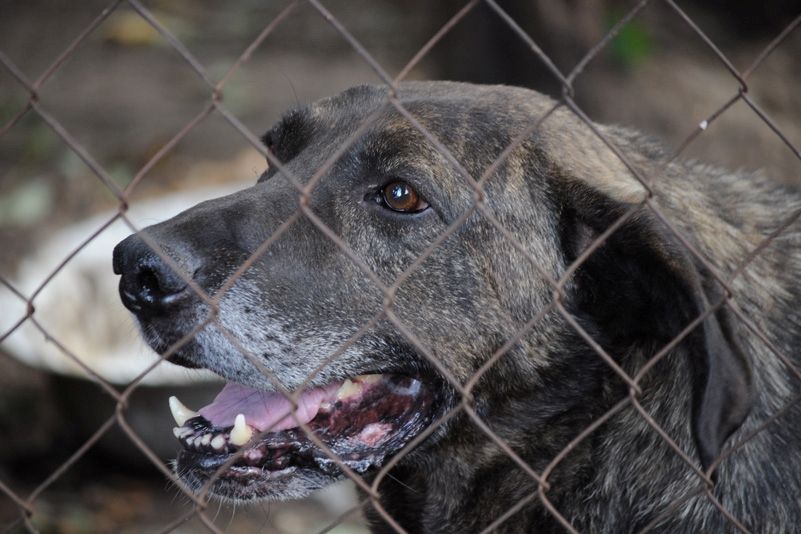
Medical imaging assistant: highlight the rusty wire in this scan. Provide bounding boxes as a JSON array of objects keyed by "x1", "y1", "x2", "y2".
[{"x1": 1, "y1": 1, "x2": 800, "y2": 532}]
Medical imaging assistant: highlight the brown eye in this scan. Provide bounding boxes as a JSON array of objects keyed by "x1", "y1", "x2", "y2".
[{"x1": 381, "y1": 181, "x2": 429, "y2": 213}]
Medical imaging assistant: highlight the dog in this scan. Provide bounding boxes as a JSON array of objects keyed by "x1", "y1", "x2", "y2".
[{"x1": 113, "y1": 82, "x2": 801, "y2": 532}]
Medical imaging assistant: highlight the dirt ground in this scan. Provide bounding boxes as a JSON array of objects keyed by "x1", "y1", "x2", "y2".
[{"x1": 1, "y1": 1, "x2": 799, "y2": 532}]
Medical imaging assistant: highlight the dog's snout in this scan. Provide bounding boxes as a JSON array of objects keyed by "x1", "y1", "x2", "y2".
[{"x1": 113, "y1": 234, "x2": 191, "y2": 317}]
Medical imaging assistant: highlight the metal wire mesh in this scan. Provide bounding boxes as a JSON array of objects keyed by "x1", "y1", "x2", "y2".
[{"x1": 1, "y1": 1, "x2": 800, "y2": 532}]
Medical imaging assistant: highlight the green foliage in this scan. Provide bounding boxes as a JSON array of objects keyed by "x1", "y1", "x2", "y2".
[{"x1": 607, "y1": 14, "x2": 653, "y2": 67}]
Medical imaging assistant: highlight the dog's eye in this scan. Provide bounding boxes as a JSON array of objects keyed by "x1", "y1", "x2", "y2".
[{"x1": 380, "y1": 181, "x2": 429, "y2": 213}]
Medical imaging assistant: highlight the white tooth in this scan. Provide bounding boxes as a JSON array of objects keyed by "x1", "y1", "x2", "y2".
[
  {"x1": 355, "y1": 374, "x2": 382, "y2": 384},
  {"x1": 168, "y1": 396, "x2": 198, "y2": 426},
  {"x1": 229, "y1": 414, "x2": 253, "y2": 446},
  {"x1": 177, "y1": 427, "x2": 193, "y2": 438},
  {"x1": 200, "y1": 433, "x2": 212, "y2": 446},
  {"x1": 211, "y1": 435, "x2": 226, "y2": 450},
  {"x1": 336, "y1": 378, "x2": 362, "y2": 400},
  {"x1": 172, "y1": 427, "x2": 182, "y2": 439}
]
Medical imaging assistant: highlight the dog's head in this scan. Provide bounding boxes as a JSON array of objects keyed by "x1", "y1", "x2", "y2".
[{"x1": 113, "y1": 82, "x2": 751, "y2": 502}]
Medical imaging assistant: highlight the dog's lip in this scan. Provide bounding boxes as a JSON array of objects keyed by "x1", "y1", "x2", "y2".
[{"x1": 171, "y1": 373, "x2": 438, "y2": 485}]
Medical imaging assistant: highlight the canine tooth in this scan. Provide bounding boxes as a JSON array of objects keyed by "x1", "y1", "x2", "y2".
[
  {"x1": 168, "y1": 396, "x2": 198, "y2": 426},
  {"x1": 211, "y1": 435, "x2": 226, "y2": 450},
  {"x1": 177, "y1": 426, "x2": 193, "y2": 438},
  {"x1": 336, "y1": 378, "x2": 362, "y2": 400},
  {"x1": 201, "y1": 433, "x2": 212, "y2": 446},
  {"x1": 172, "y1": 427, "x2": 182, "y2": 439},
  {"x1": 230, "y1": 414, "x2": 253, "y2": 446}
]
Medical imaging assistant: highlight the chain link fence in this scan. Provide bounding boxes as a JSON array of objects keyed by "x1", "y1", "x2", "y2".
[{"x1": 1, "y1": 0, "x2": 800, "y2": 532}]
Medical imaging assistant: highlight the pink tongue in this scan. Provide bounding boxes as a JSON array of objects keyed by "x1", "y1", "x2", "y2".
[{"x1": 198, "y1": 381, "x2": 341, "y2": 432}]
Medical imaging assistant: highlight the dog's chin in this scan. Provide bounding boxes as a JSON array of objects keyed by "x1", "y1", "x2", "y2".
[
  {"x1": 169, "y1": 374, "x2": 439, "y2": 502},
  {"x1": 177, "y1": 459, "x2": 337, "y2": 502}
]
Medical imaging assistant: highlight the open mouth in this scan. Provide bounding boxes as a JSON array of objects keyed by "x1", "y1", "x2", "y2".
[{"x1": 170, "y1": 374, "x2": 437, "y2": 500}]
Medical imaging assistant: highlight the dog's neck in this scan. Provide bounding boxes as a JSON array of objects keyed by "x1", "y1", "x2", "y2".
[{"x1": 364, "y1": 344, "x2": 613, "y2": 533}]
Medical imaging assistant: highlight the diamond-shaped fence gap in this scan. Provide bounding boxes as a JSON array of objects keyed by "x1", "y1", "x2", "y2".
[
  {"x1": 564, "y1": 0, "x2": 653, "y2": 87},
  {"x1": 0, "y1": 65, "x2": 32, "y2": 137},
  {"x1": 316, "y1": 497, "x2": 372, "y2": 534},
  {"x1": 392, "y1": 0, "x2": 481, "y2": 84},
  {"x1": 663, "y1": 0, "x2": 748, "y2": 88},
  {"x1": 0, "y1": 213, "x2": 165, "y2": 386},
  {"x1": 124, "y1": 0, "x2": 291, "y2": 69},
  {"x1": 220, "y1": 0, "x2": 398, "y2": 105},
  {"x1": 0, "y1": 111, "x2": 113, "y2": 249},
  {"x1": 741, "y1": 15, "x2": 801, "y2": 81},
  {"x1": 0, "y1": 51, "x2": 126, "y2": 204},
  {"x1": 739, "y1": 92, "x2": 801, "y2": 162},
  {"x1": 566, "y1": 12, "x2": 767, "y2": 170},
  {"x1": 305, "y1": 0, "x2": 441, "y2": 81},
  {"x1": 685, "y1": 97, "x2": 800, "y2": 179},
  {"x1": 28, "y1": 25, "x2": 218, "y2": 185},
  {"x1": 6, "y1": 414, "x2": 120, "y2": 531},
  {"x1": 121, "y1": 112, "x2": 267, "y2": 204},
  {"x1": 482, "y1": 0, "x2": 568, "y2": 88},
  {"x1": 0, "y1": 0, "x2": 121, "y2": 87}
]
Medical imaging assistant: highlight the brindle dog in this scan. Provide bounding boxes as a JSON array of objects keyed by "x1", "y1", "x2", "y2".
[{"x1": 113, "y1": 82, "x2": 801, "y2": 533}]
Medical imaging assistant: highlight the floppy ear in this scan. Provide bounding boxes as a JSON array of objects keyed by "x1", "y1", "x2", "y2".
[{"x1": 555, "y1": 177, "x2": 753, "y2": 477}]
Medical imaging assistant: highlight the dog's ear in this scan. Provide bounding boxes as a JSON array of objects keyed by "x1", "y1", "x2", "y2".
[{"x1": 552, "y1": 163, "x2": 752, "y2": 477}]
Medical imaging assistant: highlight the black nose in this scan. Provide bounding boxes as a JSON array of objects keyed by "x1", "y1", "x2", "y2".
[{"x1": 113, "y1": 234, "x2": 192, "y2": 317}]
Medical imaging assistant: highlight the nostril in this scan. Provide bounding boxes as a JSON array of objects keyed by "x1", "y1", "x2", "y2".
[
  {"x1": 119, "y1": 259, "x2": 190, "y2": 316},
  {"x1": 138, "y1": 267, "x2": 160, "y2": 293},
  {"x1": 137, "y1": 266, "x2": 165, "y2": 304}
]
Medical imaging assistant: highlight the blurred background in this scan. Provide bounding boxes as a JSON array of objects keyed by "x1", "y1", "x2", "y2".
[{"x1": 1, "y1": 0, "x2": 799, "y2": 532}]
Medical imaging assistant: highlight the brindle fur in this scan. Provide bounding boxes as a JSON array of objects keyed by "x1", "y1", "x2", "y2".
[{"x1": 114, "y1": 82, "x2": 801, "y2": 532}]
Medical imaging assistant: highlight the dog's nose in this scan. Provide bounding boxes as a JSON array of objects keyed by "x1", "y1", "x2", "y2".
[{"x1": 113, "y1": 234, "x2": 191, "y2": 317}]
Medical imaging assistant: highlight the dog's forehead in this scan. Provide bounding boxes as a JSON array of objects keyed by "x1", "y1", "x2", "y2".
[
  {"x1": 306, "y1": 82, "x2": 552, "y2": 130},
  {"x1": 295, "y1": 83, "x2": 553, "y2": 172}
]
